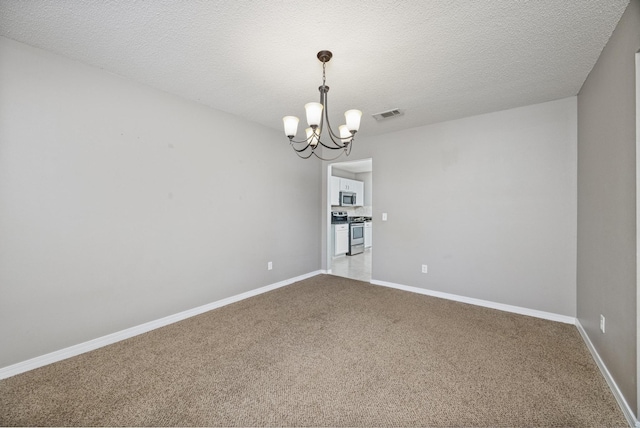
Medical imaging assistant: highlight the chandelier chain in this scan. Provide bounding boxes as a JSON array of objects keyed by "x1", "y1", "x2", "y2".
[{"x1": 322, "y1": 61, "x2": 326, "y2": 87}]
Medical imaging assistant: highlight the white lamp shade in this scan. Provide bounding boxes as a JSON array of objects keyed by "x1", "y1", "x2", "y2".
[
  {"x1": 283, "y1": 116, "x2": 299, "y2": 137},
  {"x1": 339, "y1": 124, "x2": 352, "y2": 143},
  {"x1": 344, "y1": 109, "x2": 362, "y2": 132},
  {"x1": 305, "y1": 102, "x2": 323, "y2": 127},
  {"x1": 306, "y1": 127, "x2": 319, "y2": 147}
]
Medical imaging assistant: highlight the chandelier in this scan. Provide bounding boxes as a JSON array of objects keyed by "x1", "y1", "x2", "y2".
[{"x1": 282, "y1": 50, "x2": 362, "y2": 160}]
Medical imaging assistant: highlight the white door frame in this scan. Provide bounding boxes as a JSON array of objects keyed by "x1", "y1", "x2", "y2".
[{"x1": 635, "y1": 51, "x2": 640, "y2": 420}]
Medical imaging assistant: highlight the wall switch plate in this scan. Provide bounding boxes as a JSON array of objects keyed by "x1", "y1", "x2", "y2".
[
  {"x1": 422, "y1": 264, "x2": 428, "y2": 273},
  {"x1": 600, "y1": 314, "x2": 605, "y2": 333},
  {"x1": 268, "y1": 261, "x2": 273, "y2": 270},
  {"x1": 382, "y1": 213, "x2": 388, "y2": 221}
]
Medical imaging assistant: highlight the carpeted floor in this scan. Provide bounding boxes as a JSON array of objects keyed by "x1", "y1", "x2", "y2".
[{"x1": 0, "y1": 274, "x2": 628, "y2": 426}]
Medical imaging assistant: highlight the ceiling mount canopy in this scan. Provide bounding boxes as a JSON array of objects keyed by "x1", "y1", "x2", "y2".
[
  {"x1": 283, "y1": 50, "x2": 362, "y2": 160},
  {"x1": 316, "y1": 50, "x2": 332, "y2": 63}
]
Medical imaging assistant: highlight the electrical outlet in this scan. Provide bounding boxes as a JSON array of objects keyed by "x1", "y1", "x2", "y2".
[
  {"x1": 268, "y1": 261, "x2": 273, "y2": 271},
  {"x1": 421, "y1": 264, "x2": 428, "y2": 273},
  {"x1": 600, "y1": 314, "x2": 605, "y2": 333}
]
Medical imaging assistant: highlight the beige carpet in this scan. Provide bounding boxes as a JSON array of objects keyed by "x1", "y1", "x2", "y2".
[{"x1": 0, "y1": 275, "x2": 627, "y2": 426}]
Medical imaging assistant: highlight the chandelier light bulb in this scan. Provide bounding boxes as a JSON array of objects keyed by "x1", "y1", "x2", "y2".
[
  {"x1": 283, "y1": 116, "x2": 299, "y2": 138},
  {"x1": 305, "y1": 102, "x2": 323, "y2": 127},
  {"x1": 306, "y1": 127, "x2": 319, "y2": 147},
  {"x1": 344, "y1": 109, "x2": 362, "y2": 132},
  {"x1": 339, "y1": 125, "x2": 352, "y2": 143}
]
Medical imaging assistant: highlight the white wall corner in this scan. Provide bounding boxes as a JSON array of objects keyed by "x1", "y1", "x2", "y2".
[
  {"x1": 370, "y1": 279, "x2": 575, "y2": 324},
  {"x1": 576, "y1": 320, "x2": 638, "y2": 428}
]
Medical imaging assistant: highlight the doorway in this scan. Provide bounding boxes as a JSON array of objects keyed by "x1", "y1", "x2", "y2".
[{"x1": 327, "y1": 158, "x2": 373, "y2": 282}]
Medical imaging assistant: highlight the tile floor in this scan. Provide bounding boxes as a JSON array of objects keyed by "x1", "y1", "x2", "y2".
[{"x1": 330, "y1": 248, "x2": 372, "y2": 282}]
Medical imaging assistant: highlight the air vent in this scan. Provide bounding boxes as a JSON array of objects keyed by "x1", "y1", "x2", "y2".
[{"x1": 372, "y1": 109, "x2": 403, "y2": 121}]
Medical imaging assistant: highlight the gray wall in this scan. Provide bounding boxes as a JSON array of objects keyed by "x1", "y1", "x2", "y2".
[
  {"x1": 0, "y1": 37, "x2": 321, "y2": 368},
  {"x1": 577, "y1": 0, "x2": 639, "y2": 414},
  {"x1": 325, "y1": 97, "x2": 577, "y2": 317}
]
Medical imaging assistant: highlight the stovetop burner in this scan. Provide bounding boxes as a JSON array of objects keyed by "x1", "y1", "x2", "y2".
[{"x1": 348, "y1": 216, "x2": 371, "y2": 223}]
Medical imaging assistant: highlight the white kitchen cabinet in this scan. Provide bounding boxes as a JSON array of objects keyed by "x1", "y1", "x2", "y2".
[
  {"x1": 352, "y1": 180, "x2": 364, "y2": 207},
  {"x1": 334, "y1": 224, "x2": 349, "y2": 256},
  {"x1": 364, "y1": 221, "x2": 372, "y2": 248},
  {"x1": 330, "y1": 176, "x2": 340, "y2": 206},
  {"x1": 339, "y1": 177, "x2": 362, "y2": 192},
  {"x1": 339, "y1": 178, "x2": 353, "y2": 192}
]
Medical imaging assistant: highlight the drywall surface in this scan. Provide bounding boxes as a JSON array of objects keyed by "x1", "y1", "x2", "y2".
[
  {"x1": 337, "y1": 97, "x2": 577, "y2": 317},
  {"x1": 0, "y1": 36, "x2": 321, "y2": 367},
  {"x1": 577, "y1": 0, "x2": 638, "y2": 414}
]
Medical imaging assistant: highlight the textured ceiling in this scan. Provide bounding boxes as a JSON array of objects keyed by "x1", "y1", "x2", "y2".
[{"x1": 0, "y1": 1, "x2": 630, "y2": 138}]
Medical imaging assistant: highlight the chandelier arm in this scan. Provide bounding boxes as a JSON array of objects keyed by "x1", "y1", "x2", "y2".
[
  {"x1": 321, "y1": 91, "x2": 345, "y2": 142},
  {"x1": 290, "y1": 134, "x2": 350, "y2": 160},
  {"x1": 290, "y1": 137, "x2": 350, "y2": 161},
  {"x1": 288, "y1": 135, "x2": 315, "y2": 145},
  {"x1": 320, "y1": 91, "x2": 354, "y2": 150},
  {"x1": 317, "y1": 130, "x2": 349, "y2": 150},
  {"x1": 318, "y1": 138, "x2": 348, "y2": 150},
  {"x1": 293, "y1": 149, "x2": 315, "y2": 159},
  {"x1": 290, "y1": 142, "x2": 347, "y2": 161},
  {"x1": 318, "y1": 108, "x2": 346, "y2": 149},
  {"x1": 290, "y1": 139, "x2": 314, "y2": 146},
  {"x1": 289, "y1": 141, "x2": 315, "y2": 153},
  {"x1": 311, "y1": 147, "x2": 350, "y2": 161}
]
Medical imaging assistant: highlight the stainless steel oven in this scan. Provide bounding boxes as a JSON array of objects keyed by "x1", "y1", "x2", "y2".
[{"x1": 348, "y1": 222, "x2": 365, "y2": 255}]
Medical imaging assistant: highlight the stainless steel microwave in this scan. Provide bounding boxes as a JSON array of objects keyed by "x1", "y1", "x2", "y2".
[{"x1": 340, "y1": 191, "x2": 356, "y2": 206}]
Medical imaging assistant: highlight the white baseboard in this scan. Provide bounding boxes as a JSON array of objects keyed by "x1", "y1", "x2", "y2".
[
  {"x1": 4, "y1": 272, "x2": 636, "y2": 428},
  {"x1": 0, "y1": 270, "x2": 324, "y2": 380},
  {"x1": 371, "y1": 279, "x2": 637, "y2": 427},
  {"x1": 575, "y1": 320, "x2": 638, "y2": 428},
  {"x1": 370, "y1": 279, "x2": 576, "y2": 324}
]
